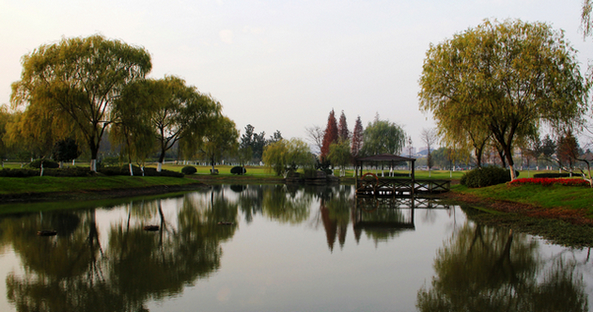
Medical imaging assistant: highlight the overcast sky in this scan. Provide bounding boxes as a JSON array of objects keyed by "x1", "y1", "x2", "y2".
[{"x1": 1, "y1": 0, "x2": 591, "y2": 150}]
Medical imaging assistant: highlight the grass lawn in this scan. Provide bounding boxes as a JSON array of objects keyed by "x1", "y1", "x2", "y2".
[{"x1": 453, "y1": 182, "x2": 593, "y2": 216}]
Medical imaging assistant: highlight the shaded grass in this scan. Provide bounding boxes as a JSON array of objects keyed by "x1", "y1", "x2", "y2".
[
  {"x1": 0, "y1": 191, "x2": 191, "y2": 215},
  {"x1": 0, "y1": 176, "x2": 200, "y2": 195},
  {"x1": 462, "y1": 206, "x2": 593, "y2": 247}
]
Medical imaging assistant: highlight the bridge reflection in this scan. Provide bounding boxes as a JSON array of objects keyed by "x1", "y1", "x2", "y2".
[{"x1": 320, "y1": 195, "x2": 452, "y2": 250}]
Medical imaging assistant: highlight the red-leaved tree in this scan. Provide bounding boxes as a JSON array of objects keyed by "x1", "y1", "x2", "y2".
[{"x1": 321, "y1": 109, "x2": 338, "y2": 161}]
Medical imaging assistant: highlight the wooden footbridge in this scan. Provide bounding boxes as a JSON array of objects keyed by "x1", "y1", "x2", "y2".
[{"x1": 354, "y1": 154, "x2": 450, "y2": 197}]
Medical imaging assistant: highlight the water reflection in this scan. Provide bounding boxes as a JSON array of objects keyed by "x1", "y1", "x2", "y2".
[
  {"x1": 416, "y1": 223, "x2": 589, "y2": 311},
  {"x1": 2, "y1": 193, "x2": 238, "y2": 311},
  {"x1": 0, "y1": 185, "x2": 590, "y2": 311}
]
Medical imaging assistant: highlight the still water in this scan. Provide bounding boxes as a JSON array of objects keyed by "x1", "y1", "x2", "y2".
[{"x1": 0, "y1": 184, "x2": 591, "y2": 312}]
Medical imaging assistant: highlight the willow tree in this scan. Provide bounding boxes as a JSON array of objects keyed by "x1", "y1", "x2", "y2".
[
  {"x1": 198, "y1": 115, "x2": 239, "y2": 173},
  {"x1": 0, "y1": 105, "x2": 14, "y2": 166},
  {"x1": 262, "y1": 138, "x2": 313, "y2": 177},
  {"x1": 328, "y1": 139, "x2": 351, "y2": 177},
  {"x1": 359, "y1": 117, "x2": 406, "y2": 156},
  {"x1": 111, "y1": 79, "x2": 159, "y2": 175},
  {"x1": 419, "y1": 19, "x2": 589, "y2": 180},
  {"x1": 146, "y1": 76, "x2": 221, "y2": 172},
  {"x1": 5, "y1": 98, "x2": 74, "y2": 175},
  {"x1": 11, "y1": 35, "x2": 152, "y2": 171}
]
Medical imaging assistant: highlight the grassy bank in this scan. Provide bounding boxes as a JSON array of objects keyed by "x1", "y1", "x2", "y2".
[
  {"x1": 449, "y1": 183, "x2": 593, "y2": 247},
  {"x1": 453, "y1": 183, "x2": 593, "y2": 216}
]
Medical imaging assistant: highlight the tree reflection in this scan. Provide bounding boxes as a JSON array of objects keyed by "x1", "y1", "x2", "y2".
[
  {"x1": 417, "y1": 223, "x2": 588, "y2": 311},
  {"x1": 4, "y1": 191, "x2": 239, "y2": 311},
  {"x1": 236, "y1": 185, "x2": 265, "y2": 224},
  {"x1": 262, "y1": 185, "x2": 312, "y2": 224},
  {"x1": 108, "y1": 197, "x2": 235, "y2": 307},
  {"x1": 5, "y1": 209, "x2": 109, "y2": 311},
  {"x1": 319, "y1": 187, "x2": 352, "y2": 251}
]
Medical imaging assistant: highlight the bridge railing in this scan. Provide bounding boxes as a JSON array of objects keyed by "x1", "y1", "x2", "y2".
[{"x1": 356, "y1": 178, "x2": 450, "y2": 196}]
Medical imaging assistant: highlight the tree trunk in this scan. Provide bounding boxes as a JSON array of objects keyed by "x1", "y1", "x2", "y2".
[
  {"x1": 475, "y1": 149, "x2": 482, "y2": 168},
  {"x1": 158, "y1": 149, "x2": 166, "y2": 172},
  {"x1": 504, "y1": 146, "x2": 516, "y2": 180},
  {"x1": 129, "y1": 163, "x2": 134, "y2": 176},
  {"x1": 90, "y1": 142, "x2": 99, "y2": 172}
]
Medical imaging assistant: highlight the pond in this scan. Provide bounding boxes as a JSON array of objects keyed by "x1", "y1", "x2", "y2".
[{"x1": 0, "y1": 184, "x2": 591, "y2": 311}]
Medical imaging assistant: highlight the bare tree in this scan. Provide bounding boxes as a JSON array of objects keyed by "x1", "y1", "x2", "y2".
[
  {"x1": 305, "y1": 125, "x2": 324, "y2": 155},
  {"x1": 421, "y1": 128, "x2": 439, "y2": 177}
]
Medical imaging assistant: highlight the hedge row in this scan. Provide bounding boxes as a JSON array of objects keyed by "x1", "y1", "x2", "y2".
[
  {"x1": 0, "y1": 167, "x2": 94, "y2": 177},
  {"x1": 0, "y1": 166, "x2": 183, "y2": 178},
  {"x1": 99, "y1": 166, "x2": 184, "y2": 178},
  {"x1": 509, "y1": 178, "x2": 590, "y2": 187},
  {"x1": 533, "y1": 172, "x2": 576, "y2": 178}
]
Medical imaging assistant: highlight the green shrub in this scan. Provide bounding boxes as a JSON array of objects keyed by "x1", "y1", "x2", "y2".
[
  {"x1": 304, "y1": 168, "x2": 318, "y2": 179},
  {"x1": 460, "y1": 166, "x2": 514, "y2": 188},
  {"x1": 101, "y1": 156, "x2": 120, "y2": 166},
  {"x1": 28, "y1": 159, "x2": 60, "y2": 169},
  {"x1": 143, "y1": 167, "x2": 184, "y2": 178},
  {"x1": 533, "y1": 172, "x2": 573, "y2": 178},
  {"x1": 44, "y1": 167, "x2": 96, "y2": 177},
  {"x1": 230, "y1": 166, "x2": 246, "y2": 175},
  {"x1": 0, "y1": 167, "x2": 96, "y2": 177},
  {"x1": 0, "y1": 168, "x2": 39, "y2": 177},
  {"x1": 181, "y1": 166, "x2": 197, "y2": 175}
]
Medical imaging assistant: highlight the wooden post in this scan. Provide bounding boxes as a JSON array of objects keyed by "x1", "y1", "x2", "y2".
[
  {"x1": 355, "y1": 160, "x2": 359, "y2": 192},
  {"x1": 411, "y1": 159, "x2": 415, "y2": 196}
]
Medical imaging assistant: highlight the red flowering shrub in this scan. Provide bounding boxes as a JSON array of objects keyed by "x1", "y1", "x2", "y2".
[{"x1": 509, "y1": 178, "x2": 590, "y2": 187}]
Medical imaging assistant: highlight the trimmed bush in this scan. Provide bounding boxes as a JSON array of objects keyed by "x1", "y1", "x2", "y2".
[
  {"x1": 0, "y1": 168, "x2": 39, "y2": 177},
  {"x1": 44, "y1": 167, "x2": 96, "y2": 177},
  {"x1": 230, "y1": 166, "x2": 246, "y2": 175},
  {"x1": 0, "y1": 166, "x2": 185, "y2": 178},
  {"x1": 0, "y1": 167, "x2": 96, "y2": 177},
  {"x1": 460, "y1": 166, "x2": 514, "y2": 188},
  {"x1": 28, "y1": 159, "x2": 60, "y2": 169},
  {"x1": 533, "y1": 172, "x2": 574, "y2": 178},
  {"x1": 181, "y1": 166, "x2": 197, "y2": 175}
]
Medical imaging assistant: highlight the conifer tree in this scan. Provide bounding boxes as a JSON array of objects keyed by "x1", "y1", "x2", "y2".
[
  {"x1": 321, "y1": 109, "x2": 338, "y2": 160},
  {"x1": 351, "y1": 116, "x2": 364, "y2": 158},
  {"x1": 337, "y1": 110, "x2": 349, "y2": 142}
]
